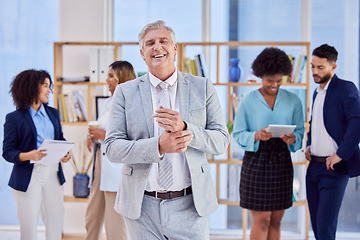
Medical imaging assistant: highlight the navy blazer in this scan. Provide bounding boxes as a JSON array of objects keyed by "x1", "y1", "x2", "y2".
[
  {"x1": 2, "y1": 105, "x2": 66, "y2": 191},
  {"x1": 307, "y1": 74, "x2": 360, "y2": 177}
]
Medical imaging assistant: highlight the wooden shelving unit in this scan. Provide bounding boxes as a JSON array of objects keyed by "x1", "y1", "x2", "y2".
[{"x1": 53, "y1": 42, "x2": 138, "y2": 122}]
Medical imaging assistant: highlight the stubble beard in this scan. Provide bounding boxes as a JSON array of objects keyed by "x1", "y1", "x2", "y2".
[{"x1": 314, "y1": 72, "x2": 332, "y2": 84}]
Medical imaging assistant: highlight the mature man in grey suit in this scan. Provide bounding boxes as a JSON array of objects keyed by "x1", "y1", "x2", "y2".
[{"x1": 104, "y1": 20, "x2": 230, "y2": 239}]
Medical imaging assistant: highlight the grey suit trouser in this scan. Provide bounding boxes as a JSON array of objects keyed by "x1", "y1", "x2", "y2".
[{"x1": 124, "y1": 194, "x2": 210, "y2": 240}]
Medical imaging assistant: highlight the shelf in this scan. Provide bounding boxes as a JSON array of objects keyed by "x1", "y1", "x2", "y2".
[
  {"x1": 54, "y1": 82, "x2": 107, "y2": 86},
  {"x1": 208, "y1": 159, "x2": 243, "y2": 165},
  {"x1": 64, "y1": 195, "x2": 88, "y2": 202}
]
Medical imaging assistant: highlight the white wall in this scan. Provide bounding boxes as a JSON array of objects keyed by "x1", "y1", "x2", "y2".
[{"x1": 59, "y1": 0, "x2": 107, "y2": 234}]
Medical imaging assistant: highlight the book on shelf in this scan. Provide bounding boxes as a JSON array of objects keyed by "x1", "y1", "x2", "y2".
[
  {"x1": 73, "y1": 90, "x2": 87, "y2": 121},
  {"x1": 58, "y1": 76, "x2": 89, "y2": 82},
  {"x1": 63, "y1": 94, "x2": 76, "y2": 122},
  {"x1": 89, "y1": 46, "x2": 115, "y2": 82},
  {"x1": 58, "y1": 91, "x2": 87, "y2": 122},
  {"x1": 195, "y1": 54, "x2": 207, "y2": 78},
  {"x1": 57, "y1": 95, "x2": 64, "y2": 122},
  {"x1": 59, "y1": 94, "x2": 68, "y2": 122},
  {"x1": 194, "y1": 55, "x2": 202, "y2": 77},
  {"x1": 190, "y1": 59, "x2": 197, "y2": 75},
  {"x1": 90, "y1": 47, "x2": 99, "y2": 83},
  {"x1": 184, "y1": 54, "x2": 207, "y2": 78},
  {"x1": 291, "y1": 55, "x2": 307, "y2": 83},
  {"x1": 283, "y1": 54, "x2": 294, "y2": 83},
  {"x1": 71, "y1": 92, "x2": 85, "y2": 121},
  {"x1": 184, "y1": 58, "x2": 192, "y2": 74},
  {"x1": 297, "y1": 55, "x2": 307, "y2": 83},
  {"x1": 99, "y1": 47, "x2": 115, "y2": 82}
]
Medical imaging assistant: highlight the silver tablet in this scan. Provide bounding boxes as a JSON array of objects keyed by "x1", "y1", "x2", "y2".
[{"x1": 266, "y1": 124, "x2": 296, "y2": 138}]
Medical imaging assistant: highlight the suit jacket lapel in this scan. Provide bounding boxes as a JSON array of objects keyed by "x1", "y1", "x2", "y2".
[
  {"x1": 323, "y1": 74, "x2": 338, "y2": 123},
  {"x1": 139, "y1": 74, "x2": 155, "y2": 137},
  {"x1": 23, "y1": 109, "x2": 37, "y2": 143},
  {"x1": 177, "y1": 71, "x2": 189, "y2": 122}
]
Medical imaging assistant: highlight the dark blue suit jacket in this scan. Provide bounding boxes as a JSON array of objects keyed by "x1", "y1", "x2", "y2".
[
  {"x1": 307, "y1": 74, "x2": 360, "y2": 177},
  {"x1": 2, "y1": 105, "x2": 66, "y2": 191}
]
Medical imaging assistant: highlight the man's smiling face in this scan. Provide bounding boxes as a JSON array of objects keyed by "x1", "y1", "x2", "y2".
[{"x1": 140, "y1": 27, "x2": 177, "y2": 78}]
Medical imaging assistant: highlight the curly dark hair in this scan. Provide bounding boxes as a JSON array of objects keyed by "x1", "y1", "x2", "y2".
[
  {"x1": 252, "y1": 47, "x2": 292, "y2": 77},
  {"x1": 10, "y1": 69, "x2": 52, "y2": 110},
  {"x1": 312, "y1": 44, "x2": 338, "y2": 62}
]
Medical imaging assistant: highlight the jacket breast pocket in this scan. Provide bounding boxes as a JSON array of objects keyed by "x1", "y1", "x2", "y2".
[
  {"x1": 190, "y1": 108, "x2": 206, "y2": 126},
  {"x1": 201, "y1": 163, "x2": 210, "y2": 173},
  {"x1": 122, "y1": 166, "x2": 133, "y2": 176}
]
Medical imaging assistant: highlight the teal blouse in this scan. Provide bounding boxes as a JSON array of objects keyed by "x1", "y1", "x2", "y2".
[{"x1": 233, "y1": 88, "x2": 305, "y2": 152}]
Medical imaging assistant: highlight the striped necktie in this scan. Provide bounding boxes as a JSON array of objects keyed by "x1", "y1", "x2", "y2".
[{"x1": 158, "y1": 81, "x2": 173, "y2": 189}]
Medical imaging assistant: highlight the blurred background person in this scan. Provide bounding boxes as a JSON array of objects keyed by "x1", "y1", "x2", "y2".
[
  {"x1": 233, "y1": 48, "x2": 305, "y2": 240},
  {"x1": 2, "y1": 69, "x2": 71, "y2": 240},
  {"x1": 85, "y1": 61, "x2": 136, "y2": 240}
]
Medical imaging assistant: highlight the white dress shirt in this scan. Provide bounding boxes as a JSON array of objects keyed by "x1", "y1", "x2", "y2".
[
  {"x1": 145, "y1": 70, "x2": 191, "y2": 191},
  {"x1": 311, "y1": 79, "x2": 338, "y2": 157}
]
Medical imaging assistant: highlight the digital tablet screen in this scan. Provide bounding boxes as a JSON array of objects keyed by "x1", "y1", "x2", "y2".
[{"x1": 266, "y1": 124, "x2": 296, "y2": 138}]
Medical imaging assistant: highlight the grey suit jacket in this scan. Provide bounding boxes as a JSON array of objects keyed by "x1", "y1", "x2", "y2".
[{"x1": 104, "y1": 71, "x2": 230, "y2": 219}]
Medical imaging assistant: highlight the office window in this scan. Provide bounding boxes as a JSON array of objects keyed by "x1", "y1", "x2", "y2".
[
  {"x1": 0, "y1": 0, "x2": 58, "y2": 224},
  {"x1": 114, "y1": 0, "x2": 203, "y2": 74}
]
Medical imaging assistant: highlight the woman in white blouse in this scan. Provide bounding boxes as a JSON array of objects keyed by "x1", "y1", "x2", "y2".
[{"x1": 85, "y1": 61, "x2": 136, "y2": 240}]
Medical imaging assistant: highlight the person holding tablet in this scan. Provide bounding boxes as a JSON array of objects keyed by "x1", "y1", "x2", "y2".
[{"x1": 233, "y1": 47, "x2": 305, "y2": 240}]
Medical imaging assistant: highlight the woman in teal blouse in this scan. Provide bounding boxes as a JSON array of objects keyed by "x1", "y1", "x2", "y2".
[{"x1": 233, "y1": 48, "x2": 305, "y2": 240}]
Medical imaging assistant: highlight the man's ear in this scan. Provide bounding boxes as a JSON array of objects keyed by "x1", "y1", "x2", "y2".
[
  {"x1": 140, "y1": 49, "x2": 146, "y2": 61},
  {"x1": 332, "y1": 62, "x2": 337, "y2": 71},
  {"x1": 174, "y1": 43, "x2": 178, "y2": 55}
]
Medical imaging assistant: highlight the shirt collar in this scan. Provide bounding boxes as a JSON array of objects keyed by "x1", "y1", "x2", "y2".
[
  {"x1": 149, "y1": 70, "x2": 178, "y2": 88},
  {"x1": 29, "y1": 103, "x2": 46, "y2": 117},
  {"x1": 316, "y1": 78, "x2": 332, "y2": 94}
]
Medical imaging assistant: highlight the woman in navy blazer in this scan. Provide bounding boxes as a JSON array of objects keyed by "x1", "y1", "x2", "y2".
[{"x1": 2, "y1": 69, "x2": 70, "y2": 240}]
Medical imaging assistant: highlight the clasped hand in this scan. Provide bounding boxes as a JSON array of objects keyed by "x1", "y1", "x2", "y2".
[{"x1": 153, "y1": 107, "x2": 193, "y2": 154}]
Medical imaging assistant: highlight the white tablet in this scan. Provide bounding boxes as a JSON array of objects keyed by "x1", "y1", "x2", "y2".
[{"x1": 266, "y1": 124, "x2": 296, "y2": 138}]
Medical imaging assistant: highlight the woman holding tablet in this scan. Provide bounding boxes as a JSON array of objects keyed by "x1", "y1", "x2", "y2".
[{"x1": 233, "y1": 48, "x2": 305, "y2": 240}]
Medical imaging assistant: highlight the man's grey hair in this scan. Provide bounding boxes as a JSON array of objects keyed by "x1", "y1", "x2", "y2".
[{"x1": 138, "y1": 20, "x2": 177, "y2": 49}]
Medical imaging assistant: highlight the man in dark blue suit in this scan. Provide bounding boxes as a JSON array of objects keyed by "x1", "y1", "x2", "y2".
[{"x1": 305, "y1": 44, "x2": 360, "y2": 240}]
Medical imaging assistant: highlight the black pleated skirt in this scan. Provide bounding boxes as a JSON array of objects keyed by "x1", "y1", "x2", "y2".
[{"x1": 240, "y1": 138, "x2": 293, "y2": 211}]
